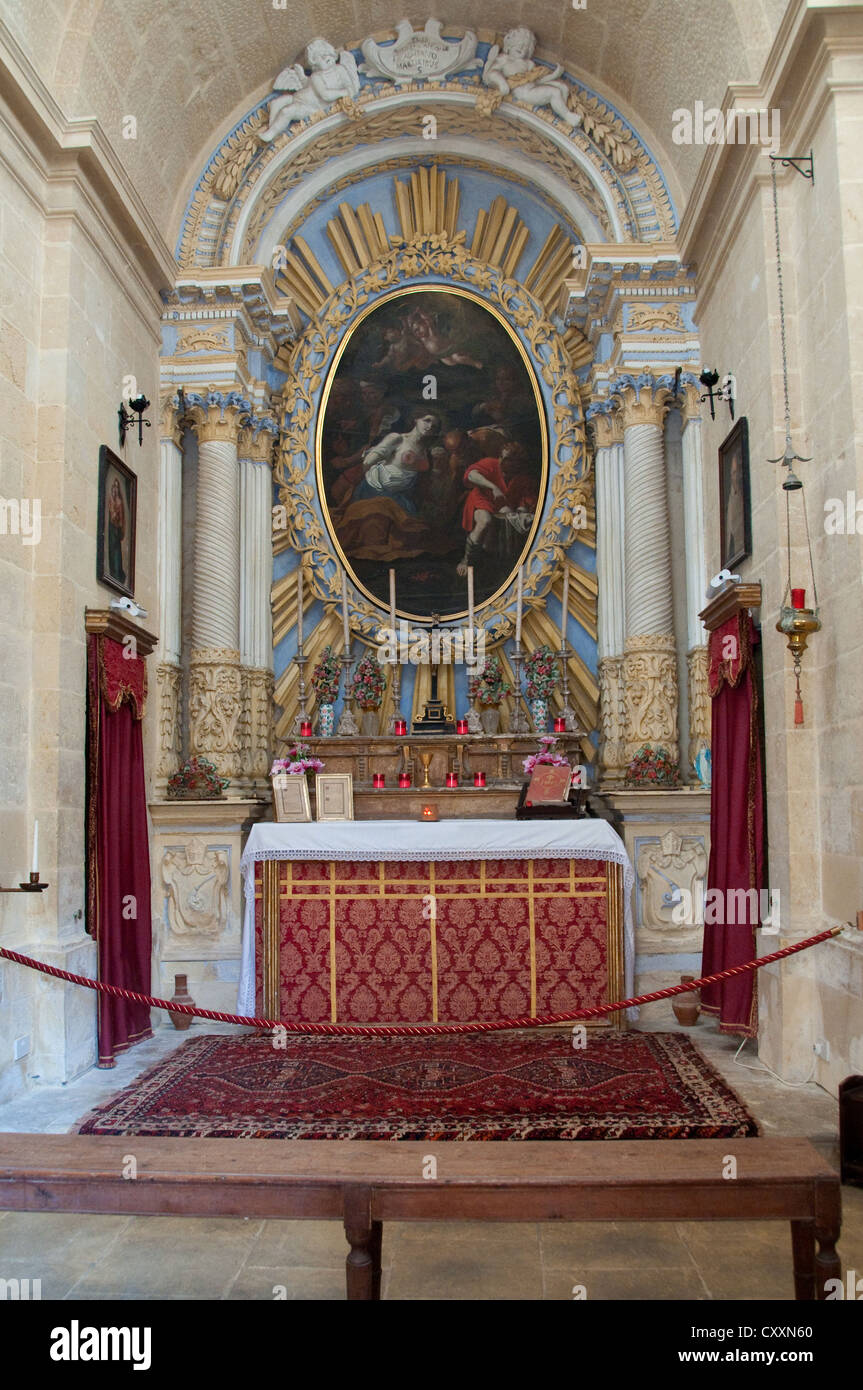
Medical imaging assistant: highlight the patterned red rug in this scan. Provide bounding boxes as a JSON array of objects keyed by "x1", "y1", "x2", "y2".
[{"x1": 76, "y1": 1031, "x2": 758, "y2": 1141}]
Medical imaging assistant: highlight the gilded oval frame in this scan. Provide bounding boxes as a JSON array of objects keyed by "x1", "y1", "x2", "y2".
[{"x1": 314, "y1": 284, "x2": 549, "y2": 623}]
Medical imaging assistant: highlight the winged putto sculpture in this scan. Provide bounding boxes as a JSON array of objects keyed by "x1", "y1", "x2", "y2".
[{"x1": 260, "y1": 39, "x2": 361, "y2": 142}]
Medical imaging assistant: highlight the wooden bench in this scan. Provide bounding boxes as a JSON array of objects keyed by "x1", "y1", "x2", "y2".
[{"x1": 0, "y1": 1134, "x2": 841, "y2": 1300}]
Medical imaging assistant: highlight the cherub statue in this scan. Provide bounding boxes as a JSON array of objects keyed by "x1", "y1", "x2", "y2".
[
  {"x1": 481, "y1": 28, "x2": 581, "y2": 128},
  {"x1": 260, "y1": 39, "x2": 360, "y2": 142}
]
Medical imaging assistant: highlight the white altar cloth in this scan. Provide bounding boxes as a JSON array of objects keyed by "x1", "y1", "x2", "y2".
[{"x1": 238, "y1": 819, "x2": 635, "y2": 1019}]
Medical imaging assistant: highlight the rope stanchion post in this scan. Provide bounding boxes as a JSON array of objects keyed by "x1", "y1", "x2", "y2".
[{"x1": 0, "y1": 924, "x2": 849, "y2": 1038}]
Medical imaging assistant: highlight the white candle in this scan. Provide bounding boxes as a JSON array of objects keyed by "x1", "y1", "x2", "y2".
[
  {"x1": 31, "y1": 820, "x2": 38, "y2": 876},
  {"x1": 515, "y1": 565, "x2": 523, "y2": 647},
  {"x1": 561, "y1": 563, "x2": 569, "y2": 649},
  {"x1": 341, "y1": 569, "x2": 350, "y2": 652},
  {"x1": 296, "y1": 565, "x2": 304, "y2": 651},
  {"x1": 467, "y1": 565, "x2": 474, "y2": 655},
  {"x1": 389, "y1": 567, "x2": 396, "y2": 634}
]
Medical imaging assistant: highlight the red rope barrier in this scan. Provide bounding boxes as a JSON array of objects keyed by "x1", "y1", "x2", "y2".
[{"x1": 0, "y1": 926, "x2": 843, "y2": 1036}]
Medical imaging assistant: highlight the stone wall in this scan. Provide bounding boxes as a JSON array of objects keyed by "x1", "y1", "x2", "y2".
[{"x1": 0, "y1": 50, "x2": 171, "y2": 1101}]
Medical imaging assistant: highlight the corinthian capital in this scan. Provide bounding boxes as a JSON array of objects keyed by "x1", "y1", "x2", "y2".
[
  {"x1": 159, "y1": 390, "x2": 183, "y2": 447},
  {"x1": 238, "y1": 415, "x2": 279, "y2": 465},
  {"x1": 587, "y1": 402, "x2": 623, "y2": 449},
  {"x1": 610, "y1": 374, "x2": 673, "y2": 430},
  {"x1": 185, "y1": 389, "x2": 252, "y2": 444}
]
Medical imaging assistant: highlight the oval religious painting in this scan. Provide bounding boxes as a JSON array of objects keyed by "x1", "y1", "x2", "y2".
[{"x1": 316, "y1": 286, "x2": 548, "y2": 620}]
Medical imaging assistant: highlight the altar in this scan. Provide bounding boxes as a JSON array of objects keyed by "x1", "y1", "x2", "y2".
[{"x1": 239, "y1": 820, "x2": 634, "y2": 1028}]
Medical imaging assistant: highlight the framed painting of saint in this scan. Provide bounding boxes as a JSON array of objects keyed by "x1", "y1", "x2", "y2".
[
  {"x1": 97, "y1": 445, "x2": 137, "y2": 599},
  {"x1": 316, "y1": 286, "x2": 548, "y2": 621},
  {"x1": 718, "y1": 418, "x2": 750, "y2": 570}
]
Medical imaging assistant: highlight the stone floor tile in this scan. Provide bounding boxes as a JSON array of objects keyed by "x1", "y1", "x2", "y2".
[{"x1": 540, "y1": 1220, "x2": 694, "y2": 1269}]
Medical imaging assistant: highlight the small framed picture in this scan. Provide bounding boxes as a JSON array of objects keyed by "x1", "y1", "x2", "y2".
[
  {"x1": 97, "y1": 445, "x2": 137, "y2": 598},
  {"x1": 525, "y1": 764, "x2": 572, "y2": 805},
  {"x1": 315, "y1": 773, "x2": 354, "y2": 822},
  {"x1": 272, "y1": 773, "x2": 312, "y2": 823},
  {"x1": 718, "y1": 418, "x2": 751, "y2": 570}
]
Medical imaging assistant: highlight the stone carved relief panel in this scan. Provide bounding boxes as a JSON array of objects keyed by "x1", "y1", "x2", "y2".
[
  {"x1": 635, "y1": 831, "x2": 708, "y2": 931},
  {"x1": 162, "y1": 837, "x2": 230, "y2": 940},
  {"x1": 688, "y1": 646, "x2": 710, "y2": 775},
  {"x1": 598, "y1": 655, "x2": 626, "y2": 781},
  {"x1": 622, "y1": 635, "x2": 679, "y2": 764},
  {"x1": 189, "y1": 648, "x2": 243, "y2": 779},
  {"x1": 156, "y1": 661, "x2": 183, "y2": 777}
]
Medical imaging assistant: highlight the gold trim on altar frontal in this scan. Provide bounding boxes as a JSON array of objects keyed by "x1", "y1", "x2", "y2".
[{"x1": 314, "y1": 284, "x2": 549, "y2": 624}]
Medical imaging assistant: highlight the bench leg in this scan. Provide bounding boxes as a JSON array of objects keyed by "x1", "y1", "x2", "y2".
[
  {"x1": 790, "y1": 1220, "x2": 815, "y2": 1300},
  {"x1": 343, "y1": 1187, "x2": 380, "y2": 1301}
]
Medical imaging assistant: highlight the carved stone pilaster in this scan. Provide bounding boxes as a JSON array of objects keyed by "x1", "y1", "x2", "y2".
[
  {"x1": 189, "y1": 647, "x2": 244, "y2": 781},
  {"x1": 245, "y1": 666, "x2": 274, "y2": 783},
  {"x1": 622, "y1": 633, "x2": 679, "y2": 767},
  {"x1": 687, "y1": 645, "x2": 710, "y2": 776},
  {"x1": 598, "y1": 655, "x2": 627, "y2": 782},
  {"x1": 156, "y1": 661, "x2": 183, "y2": 777}
]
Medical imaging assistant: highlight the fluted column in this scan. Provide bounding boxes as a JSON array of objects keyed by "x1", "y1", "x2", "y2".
[
  {"x1": 156, "y1": 393, "x2": 183, "y2": 779},
  {"x1": 239, "y1": 418, "x2": 278, "y2": 788},
  {"x1": 186, "y1": 391, "x2": 249, "y2": 782},
  {"x1": 590, "y1": 405, "x2": 627, "y2": 781},
  {"x1": 681, "y1": 385, "x2": 709, "y2": 775},
  {"x1": 615, "y1": 379, "x2": 679, "y2": 767}
]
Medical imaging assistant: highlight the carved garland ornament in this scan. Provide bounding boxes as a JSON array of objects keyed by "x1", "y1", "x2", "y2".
[{"x1": 272, "y1": 230, "x2": 590, "y2": 641}]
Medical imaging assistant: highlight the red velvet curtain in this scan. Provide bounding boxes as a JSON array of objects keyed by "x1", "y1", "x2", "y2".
[
  {"x1": 700, "y1": 612, "x2": 764, "y2": 1037},
  {"x1": 87, "y1": 635, "x2": 153, "y2": 1066}
]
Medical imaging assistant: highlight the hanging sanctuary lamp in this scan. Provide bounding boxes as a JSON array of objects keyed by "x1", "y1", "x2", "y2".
[{"x1": 768, "y1": 153, "x2": 820, "y2": 726}]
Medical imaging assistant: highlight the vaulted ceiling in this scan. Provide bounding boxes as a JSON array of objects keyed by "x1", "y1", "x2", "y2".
[{"x1": 5, "y1": 0, "x2": 791, "y2": 246}]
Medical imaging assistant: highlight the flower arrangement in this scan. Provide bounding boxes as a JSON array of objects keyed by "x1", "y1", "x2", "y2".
[
  {"x1": 467, "y1": 654, "x2": 512, "y2": 707},
  {"x1": 311, "y1": 645, "x2": 341, "y2": 705},
  {"x1": 522, "y1": 734, "x2": 571, "y2": 778},
  {"x1": 624, "y1": 744, "x2": 681, "y2": 788},
  {"x1": 348, "y1": 652, "x2": 386, "y2": 710},
  {"x1": 167, "y1": 756, "x2": 228, "y2": 799},
  {"x1": 524, "y1": 645, "x2": 560, "y2": 701},
  {"x1": 271, "y1": 742, "x2": 324, "y2": 777}
]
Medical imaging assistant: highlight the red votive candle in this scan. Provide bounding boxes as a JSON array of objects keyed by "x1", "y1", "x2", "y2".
[
  {"x1": 474, "y1": 771, "x2": 486, "y2": 788},
  {"x1": 554, "y1": 716, "x2": 566, "y2": 733},
  {"x1": 398, "y1": 772, "x2": 411, "y2": 788},
  {"x1": 791, "y1": 588, "x2": 806, "y2": 610},
  {"x1": 300, "y1": 720, "x2": 313, "y2": 737},
  {"x1": 456, "y1": 719, "x2": 469, "y2": 735},
  {"x1": 394, "y1": 718, "x2": 407, "y2": 736},
  {"x1": 372, "y1": 773, "x2": 385, "y2": 789},
  {"x1": 446, "y1": 772, "x2": 458, "y2": 788}
]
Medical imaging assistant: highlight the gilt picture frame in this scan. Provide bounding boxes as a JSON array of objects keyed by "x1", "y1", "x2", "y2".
[
  {"x1": 96, "y1": 445, "x2": 137, "y2": 599},
  {"x1": 316, "y1": 285, "x2": 548, "y2": 622},
  {"x1": 718, "y1": 417, "x2": 751, "y2": 571},
  {"x1": 315, "y1": 773, "x2": 354, "y2": 822},
  {"x1": 272, "y1": 773, "x2": 312, "y2": 824}
]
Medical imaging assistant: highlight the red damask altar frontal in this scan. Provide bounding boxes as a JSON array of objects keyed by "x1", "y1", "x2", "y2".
[{"x1": 253, "y1": 856, "x2": 624, "y2": 1027}]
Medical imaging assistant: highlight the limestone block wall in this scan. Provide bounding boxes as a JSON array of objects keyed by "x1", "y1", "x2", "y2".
[
  {"x1": 0, "y1": 57, "x2": 169, "y2": 1102},
  {"x1": 681, "y1": 18, "x2": 863, "y2": 1087}
]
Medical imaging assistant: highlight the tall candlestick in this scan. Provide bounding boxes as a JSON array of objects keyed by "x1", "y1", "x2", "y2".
[
  {"x1": 31, "y1": 820, "x2": 38, "y2": 876},
  {"x1": 515, "y1": 565, "x2": 523, "y2": 647},
  {"x1": 296, "y1": 566, "x2": 304, "y2": 650},
  {"x1": 467, "y1": 566, "x2": 474, "y2": 654},
  {"x1": 341, "y1": 569, "x2": 350, "y2": 652},
  {"x1": 560, "y1": 563, "x2": 569, "y2": 649}
]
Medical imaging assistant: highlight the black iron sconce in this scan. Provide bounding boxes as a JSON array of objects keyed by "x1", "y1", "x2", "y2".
[
  {"x1": 699, "y1": 367, "x2": 735, "y2": 422},
  {"x1": 118, "y1": 394, "x2": 152, "y2": 448}
]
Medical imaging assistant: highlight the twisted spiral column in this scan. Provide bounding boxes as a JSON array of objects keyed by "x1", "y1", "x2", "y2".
[
  {"x1": 187, "y1": 402, "x2": 244, "y2": 780},
  {"x1": 616, "y1": 382, "x2": 679, "y2": 767}
]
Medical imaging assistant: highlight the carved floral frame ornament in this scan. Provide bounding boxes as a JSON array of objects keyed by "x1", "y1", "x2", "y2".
[{"x1": 272, "y1": 229, "x2": 591, "y2": 642}]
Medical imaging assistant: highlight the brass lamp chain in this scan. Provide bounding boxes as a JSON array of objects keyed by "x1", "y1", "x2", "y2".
[{"x1": 772, "y1": 160, "x2": 819, "y2": 613}]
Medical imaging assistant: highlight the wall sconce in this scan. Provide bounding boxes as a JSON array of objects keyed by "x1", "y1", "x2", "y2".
[
  {"x1": 118, "y1": 394, "x2": 152, "y2": 448},
  {"x1": 699, "y1": 367, "x2": 735, "y2": 422}
]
